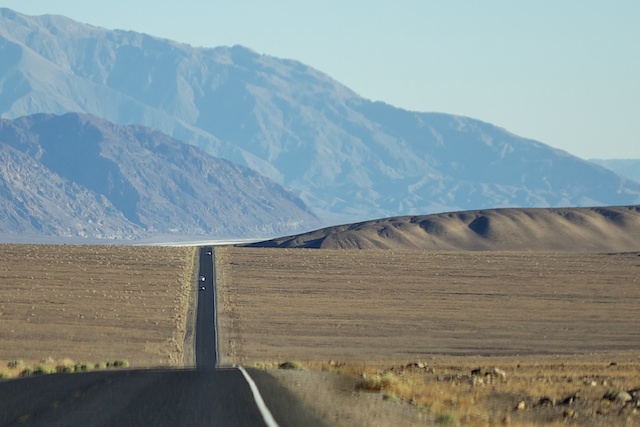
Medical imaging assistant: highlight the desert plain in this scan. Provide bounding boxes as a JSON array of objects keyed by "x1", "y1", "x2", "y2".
[
  {"x1": 1, "y1": 218, "x2": 640, "y2": 426},
  {"x1": 0, "y1": 244, "x2": 196, "y2": 369},
  {"x1": 216, "y1": 247, "x2": 640, "y2": 362},
  {"x1": 216, "y1": 246, "x2": 640, "y2": 426}
]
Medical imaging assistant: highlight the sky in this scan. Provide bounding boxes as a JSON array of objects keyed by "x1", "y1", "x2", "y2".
[{"x1": 3, "y1": 1, "x2": 639, "y2": 159}]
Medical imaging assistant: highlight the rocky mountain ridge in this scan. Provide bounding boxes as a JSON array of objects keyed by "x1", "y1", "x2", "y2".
[
  {"x1": 589, "y1": 159, "x2": 640, "y2": 183},
  {"x1": 1, "y1": 8, "x2": 640, "y2": 225},
  {"x1": 0, "y1": 112, "x2": 320, "y2": 240}
]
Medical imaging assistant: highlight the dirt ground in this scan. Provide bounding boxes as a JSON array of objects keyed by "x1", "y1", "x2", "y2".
[
  {"x1": 216, "y1": 247, "x2": 640, "y2": 363},
  {"x1": 0, "y1": 244, "x2": 196, "y2": 368},
  {"x1": 216, "y1": 246, "x2": 640, "y2": 426},
  {"x1": 2, "y1": 243, "x2": 640, "y2": 425}
]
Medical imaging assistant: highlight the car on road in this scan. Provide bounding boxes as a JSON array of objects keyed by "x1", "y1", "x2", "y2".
[
  {"x1": 200, "y1": 286, "x2": 205, "y2": 291},
  {"x1": 199, "y1": 275, "x2": 205, "y2": 282}
]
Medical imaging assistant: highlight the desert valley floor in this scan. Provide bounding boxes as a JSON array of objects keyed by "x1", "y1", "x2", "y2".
[
  {"x1": 1, "y1": 243, "x2": 639, "y2": 426},
  {"x1": 216, "y1": 247, "x2": 640, "y2": 363}
]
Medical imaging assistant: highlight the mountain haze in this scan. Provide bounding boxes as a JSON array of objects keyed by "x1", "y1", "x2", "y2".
[
  {"x1": 589, "y1": 159, "x2": 640, "y2": 183},
  {"x1": 2, "y1": 8, "x2": 640, "y2": 224},
  {"x1": 0, "y1": 113, "x2": 320, "y2": 240}
]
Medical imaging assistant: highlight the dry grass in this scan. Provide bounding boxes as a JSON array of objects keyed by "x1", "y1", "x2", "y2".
[
  {"x1": 1, "y1": 241, "x2": 639, "y2": 425},
  {"x1": 309, "y1": 357, "x2": 640, "y2": 427},
  {"x1": 217, "y1": 246, "x2": 640, "y2": 426},
  {"x1": 0, "y1": 357, "x2": 129, "y2": 379},
  {"x1": 217, "y1": 247, "x2": 640, "y2": 364},
  {"x1": 0, "y1": 244, "x2": 196, "y2": 367}
]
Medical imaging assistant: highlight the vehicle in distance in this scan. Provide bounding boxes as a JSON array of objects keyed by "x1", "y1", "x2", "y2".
[{"x1": 199, "y1": 276, "x2": 206, "y2": 282}]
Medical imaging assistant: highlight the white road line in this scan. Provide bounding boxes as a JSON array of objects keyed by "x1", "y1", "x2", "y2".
[{"x1": 237, "y1": 366, "x2": 280, "y2": 427}]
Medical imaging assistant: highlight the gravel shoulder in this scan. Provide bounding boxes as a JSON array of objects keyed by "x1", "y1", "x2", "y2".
[{"x1": 268, "y1": 369, "x2": 431, "y2": 427}]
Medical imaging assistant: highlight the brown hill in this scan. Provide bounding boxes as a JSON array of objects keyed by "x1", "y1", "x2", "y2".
[{"x1": 250, "y1": 206, "x2": 640, "y2": 251}]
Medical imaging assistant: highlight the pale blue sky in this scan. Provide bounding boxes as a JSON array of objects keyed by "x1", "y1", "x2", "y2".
[{"x1": 4, "y1": 1, "x2": 639, "y2": 159}]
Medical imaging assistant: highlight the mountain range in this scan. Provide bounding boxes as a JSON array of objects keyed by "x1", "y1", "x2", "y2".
[
  {"x1": 0, "y1": 113, "x2": 320, "y2": 240},
  {"x1": 589, "y1": 159, "x2": 640, "y2": 183},
  {"x1": 1, "y1": 7, "x2": 640, "y2": 233}
]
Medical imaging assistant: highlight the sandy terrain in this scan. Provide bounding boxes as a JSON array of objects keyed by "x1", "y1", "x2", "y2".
[
  {"x1": 250, "y1": 205, "x2": 640, "y2": 251},
  {"x1": 216, "y1": 246, "x2": 640, "y2": 426},
  {"x1": 216, "y1": 247, "x2": 640, "y2": 364},
  {"x1": 268, "y1": 355, "x2": 640, "y2": 427},
  {"x1": 0, "y1": 244, "x2": 196, "y2": 367},
  {"x1": 1, "y1": 214, "x2": 639, "y2": 426}
]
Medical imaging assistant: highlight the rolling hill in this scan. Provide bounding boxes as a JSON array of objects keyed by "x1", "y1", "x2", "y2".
[{"x1": 248, "y1": 205, "x2": 640, "y2": 252}]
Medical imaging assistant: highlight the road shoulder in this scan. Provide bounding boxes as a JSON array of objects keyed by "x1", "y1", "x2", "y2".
[
  {"x1": 265, "y1": 369, "x2": 427, "y2": 427},
  {"x1": 182, "y1": 246, "x2": 198, "y2": 367}
]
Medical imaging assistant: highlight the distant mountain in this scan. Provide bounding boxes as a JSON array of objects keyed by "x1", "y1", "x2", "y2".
[
  {"x1": 249, "y1": 206, "x2": 640, "y2": 252},
  {"x1": 0, "y1": 113, "x2": 320, "y2": 240},
  {"x1": 589, "y1": 159, "x2": 640, "y2": 183},
  {"x1": 2, "y1": 8, "x2": 640, "y2": 224}
]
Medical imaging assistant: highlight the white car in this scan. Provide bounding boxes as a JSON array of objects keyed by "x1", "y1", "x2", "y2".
[{"x1": 199, "y1": 276, "x2": 206, "y2": 282}]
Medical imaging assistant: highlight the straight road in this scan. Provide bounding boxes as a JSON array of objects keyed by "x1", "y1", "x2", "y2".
[
  {"x1": 0, "y1": 368, "x2": 272, "y2": 426},
  {"x1": 195, "y1": 246, "x2": 217, "y2": 368},
  {"x1": 0, "y1": 246, "x2": 325, "y2": 427}
]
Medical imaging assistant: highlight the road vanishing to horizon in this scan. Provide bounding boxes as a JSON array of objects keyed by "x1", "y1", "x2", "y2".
[{"x1": 0, "y1": 247, "x2": 323, "y2": 427}]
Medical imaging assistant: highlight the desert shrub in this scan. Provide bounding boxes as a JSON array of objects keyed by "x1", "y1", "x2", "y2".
[
  {"x1": 382, "y1": 392, "x2": 399, "y2": 402},
  {"x1": 435, "y1": 413, "x2": 458, "y2": 426},
  {"x1": 2, "y1": 358, "x2": 130, "y2": 379},
  {"x1": 74, "y1": 362, "x2": 93, "y2": 372},
  {"x1": 254, "y1": 361, "x2": 275, "y2": 369},
  {"x1": 7, "y1": 360, "x2": 23, "y2": 369},
  {"x1": 0, "y1": 372, "x2": 10, "y2": 381},
  {"x1": 417, "y1": 404, "x2": 432, "y2": 414},
  {"x1": 356, "y1": 374, "x2": 383, "y2": 391},
  {"x1": 278, "y1": 360, "x2": 303, "y2": 370},
  {"x1": 112, "y1": 360, "x2": 129, "y2": 368},
  {"x1": 356, "y1": 372, "x2": 400, "y2": 392},
  {"x1": 32, "y1": 365, "x2": 56, "y2": 375},
  {"x1": 381, "y1": 372, "x2": 400, "y2": 388},
  {"x1": 56, "y1": 364, "x2": 73, "y2": 374}
]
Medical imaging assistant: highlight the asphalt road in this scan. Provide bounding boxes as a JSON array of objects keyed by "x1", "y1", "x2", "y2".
[
  {"x1": 0, "y1": 246, "x2": 325, "y2": 427},
  {"x1": 195, "y1": 246, "x2": 217, "y2": 368}
]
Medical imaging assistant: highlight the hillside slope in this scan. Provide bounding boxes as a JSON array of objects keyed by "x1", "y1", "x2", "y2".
[
  {"x1": 249, "y1": 206, "x2": 640, "y2": 252},
  {"x1": 2, "y1": 8, "x2": 640, "y2": 224},
  {"x1": 590, "y1": 159, "x2": 640, "y2": 183},
  {"x1": 0, "y1": 113, "x2": 320, "y2": 240}
]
